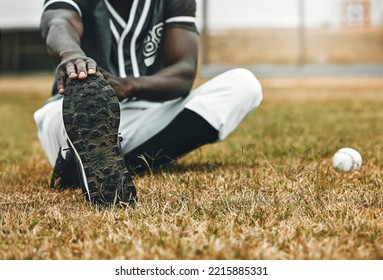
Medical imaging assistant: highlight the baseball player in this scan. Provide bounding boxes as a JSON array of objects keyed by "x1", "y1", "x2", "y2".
[{"x1": 34, "y1": 0, "x2": 263, "y2": 206}]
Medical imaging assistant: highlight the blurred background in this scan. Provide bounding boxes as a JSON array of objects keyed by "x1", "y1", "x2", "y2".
[{"x1": 1, "y1": 0, "x2": 383, "y2": 76}]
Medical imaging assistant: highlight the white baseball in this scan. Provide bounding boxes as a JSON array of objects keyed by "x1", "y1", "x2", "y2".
[{"x1": 332, "y1": 148, "x2": 362, "y2": 172}]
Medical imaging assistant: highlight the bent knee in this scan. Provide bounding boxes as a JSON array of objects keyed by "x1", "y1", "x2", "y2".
[{"x1": 225, "y1": 68, "x2": 263, "y2": 109}]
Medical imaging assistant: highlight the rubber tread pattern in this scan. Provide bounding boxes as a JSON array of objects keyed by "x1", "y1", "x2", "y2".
[{"x1": 63, "y1": 74, "x2": 137, "y2": 207}]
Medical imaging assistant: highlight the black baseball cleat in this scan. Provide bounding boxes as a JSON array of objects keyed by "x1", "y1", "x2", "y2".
[
  {"x1": 50, "y1": 148, "x2": 80, "y2": 190},
  {"x1": 62, "y1": 73, "x2": 137, "y2": 207}
]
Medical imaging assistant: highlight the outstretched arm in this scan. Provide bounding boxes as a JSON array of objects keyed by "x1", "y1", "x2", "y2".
[
  {"x1": 40, "y1": 9, "x2": 97, "y2": 94},
  {"x1": 101, "y1": 27, "x2": 199, "y2": 102}
]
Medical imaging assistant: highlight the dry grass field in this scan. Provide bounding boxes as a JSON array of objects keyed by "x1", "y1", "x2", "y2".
[{"x1": 1, "y1": 74, "x2": 383, "y2": 260}]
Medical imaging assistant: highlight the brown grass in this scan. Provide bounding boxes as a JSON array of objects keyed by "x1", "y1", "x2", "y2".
[{"x1": 1, "y1": 75, "x2": 383, "y2": 260}]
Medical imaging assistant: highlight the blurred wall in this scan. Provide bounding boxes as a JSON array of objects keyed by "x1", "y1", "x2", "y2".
[
  {"x1": 1, "y1": 30, "x2": 53, "y2": 73},
  {"x1": 0, "y1": 0, "x2": 51, "y2": 73},
  {"x1": 197, "y1": 0, "x2": 383, "y2": 30},
  {"x1": 1, "y1": 0, "x2": 382, "y2": 73}
]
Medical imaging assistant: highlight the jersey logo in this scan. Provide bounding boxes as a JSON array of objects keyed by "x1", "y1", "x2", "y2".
[{"x1": 143, "y1": 22, "x2": 163, "y2": 67}]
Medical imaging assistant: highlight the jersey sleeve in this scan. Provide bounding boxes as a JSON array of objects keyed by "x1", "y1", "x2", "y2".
[
  {"x1": 164, "y1": 0, "x2": 198, "y2": 33},
  {"x1": 43, "y1": 0, "x2": 91, "y2": 17}
]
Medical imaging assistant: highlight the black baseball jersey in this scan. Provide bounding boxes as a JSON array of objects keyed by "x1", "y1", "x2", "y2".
[{"x1": 43, "y1": 0, "x2": 198, "y2": 79}]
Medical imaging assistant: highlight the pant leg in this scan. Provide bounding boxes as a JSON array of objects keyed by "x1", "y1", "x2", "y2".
[
  {"x1": 120, "y1": 68, "x2": 263, "y2": 171},
  {"x1": 118, "y1": 68, "x2": 263, "y2": 154},
  {"x1": 34, "y1": 68, "x2": 263, "y2": 167},
  {"x1": 34, "y1": 98, "x2": 68, "y2": 166},
  {"x1": 185, "y1": 68, "x2": 263, "y2": 140},
  {"x1": 124, "y1": 108, "x2": 218, "y2": 172}
]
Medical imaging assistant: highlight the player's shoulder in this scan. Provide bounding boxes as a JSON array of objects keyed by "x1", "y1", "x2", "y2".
[
  {"x1": 163, "y1": 0, "x2": 196, "y2": 16},
  {"x1": 43, "y1": 0, "x2": 100, "y2": 15},
  {"x1": 164, "y1": 0, "x2": 196, "y2": 10},
  {"x1": 165, "y1": 0, "x2": 196, "y2": 4},
  {"x1": 44, "y1": 0, "x2": 99, "y2": 5}
]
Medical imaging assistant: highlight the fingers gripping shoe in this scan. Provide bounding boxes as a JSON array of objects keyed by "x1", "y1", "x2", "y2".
[{"x1": 62, "y1": 73, "x2": 137, "y2": 207}]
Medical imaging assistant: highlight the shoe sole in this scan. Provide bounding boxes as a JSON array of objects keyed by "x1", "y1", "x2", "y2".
[{"x1": 62, "y1": 74, "x2": 137, "y2": 206}]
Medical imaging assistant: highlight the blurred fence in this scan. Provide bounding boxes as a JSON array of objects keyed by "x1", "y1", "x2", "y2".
[
  {"x1": 1, "y1": 0, "x2": 382, "y2": 73},
  {"x1": 1, "y1": 29, "x2": 53, "y2": 73},
  {"x1": 200, "y1": 0, "x2": 383, "y2": 66}
]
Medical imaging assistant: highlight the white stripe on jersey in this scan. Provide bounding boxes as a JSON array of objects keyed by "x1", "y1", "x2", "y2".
[
  {"x1": 165, "y1": 16, "x2": 197, "y2": 24},
  {"x1": 43, "y1": 0, "x2": 82, "y2": 17},
  {"x1": 110, "y1": 20, "x2": 120, "y2": 43},
  {"x1": 131, "y1": 0, "x2": 152, "y2": 78},
  {"x1": 117, "y1": 0, "x2": 140, "y2": 78},
  {"x1": 104, "y1": 0, "x2": 127, "y2": 28}
]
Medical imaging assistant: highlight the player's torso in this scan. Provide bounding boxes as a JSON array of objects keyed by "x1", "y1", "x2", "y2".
[{"x1": 81, "y1": 0, "x2": 168, "y2": 78}]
